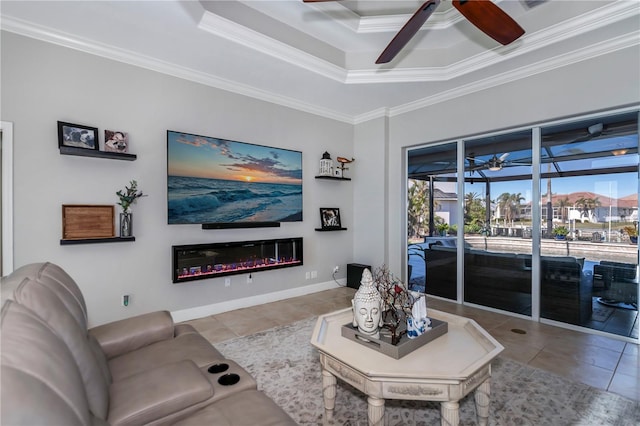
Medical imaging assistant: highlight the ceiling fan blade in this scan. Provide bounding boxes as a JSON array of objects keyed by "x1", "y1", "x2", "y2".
[
  {"x1": 303, "y1": 0, "x2": 341, "y2": 2},
  {"x1": 452, "y1": 0, "x2": 525, "y2": 45},
  {"x1": 376, "y1": 0, "x2": 441, "y2": 64}
]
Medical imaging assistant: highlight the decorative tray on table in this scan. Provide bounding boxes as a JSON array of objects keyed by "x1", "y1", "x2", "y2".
[{"x1": 341, "y1": 318, "x2": 448, "y2": 359}]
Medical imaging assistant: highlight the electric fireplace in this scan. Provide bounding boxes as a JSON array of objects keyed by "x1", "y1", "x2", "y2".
[{"x1": 172, "y1": 237, "x2": 303, "y2": 283}]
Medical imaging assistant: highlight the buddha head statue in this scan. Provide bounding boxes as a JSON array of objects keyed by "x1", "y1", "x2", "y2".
[{"x1": 352, "y1": 268, "x2": 383, "y2": 339}]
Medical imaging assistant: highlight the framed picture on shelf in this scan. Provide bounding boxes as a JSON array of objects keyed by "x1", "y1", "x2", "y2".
[
  {"x1": 104, "y1": 130, "x2": 129, "y2": 153},
  {"x1": 320, "y1": 207, "x2": 342, "y2": 229},
  {"x1": 58, "y1": 121, "x2": 98, "y2": 151}
]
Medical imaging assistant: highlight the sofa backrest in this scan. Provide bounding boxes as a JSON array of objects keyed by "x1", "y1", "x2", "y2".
[
  {"x1": 1, "y1": 263, "x2": 111, "y2": 420},
  {"x1": 38, "y1": 262, "x2": 89, "y2": 329},
  {"x1": 13, "y1": 276, "x2": 111, "y2": 418},
  {"x1": 1, "y1": 300, "x2": 107, "y2": 426},
  {"x1": 2, "y1": 262, "x2": 89, "y2": 330}
]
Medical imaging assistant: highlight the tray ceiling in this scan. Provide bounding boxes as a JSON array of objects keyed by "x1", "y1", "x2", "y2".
[{"x1": 1, "y1": 1, "x2": 638, "y2": 123}]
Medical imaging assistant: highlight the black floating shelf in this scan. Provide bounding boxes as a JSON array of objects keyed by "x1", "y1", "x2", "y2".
[
  {"x1": 315, "y1": 176, "x2": 351, "y2": 181},
  {"x1": 60, "y1": 146, "x2": 137, "y2": 161},
  {"x1": 315, "y1": 228, "x2": 348, "y2": 232},
  {"x1": 60, "y1": 237, "x2": 136, "y2": 245},
  {"x1": 202, "y1": 222, "x2": 281, "y2": 229}
]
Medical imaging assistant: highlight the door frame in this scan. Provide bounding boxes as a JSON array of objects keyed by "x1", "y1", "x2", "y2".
[{"x1": 1, "y1": 121, "x2": 14, "y2": 274}]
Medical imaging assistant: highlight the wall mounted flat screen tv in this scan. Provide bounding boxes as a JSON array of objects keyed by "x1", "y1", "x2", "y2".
[{"x1": 167, "y1": 130, "x2": 302, "y2": 225}]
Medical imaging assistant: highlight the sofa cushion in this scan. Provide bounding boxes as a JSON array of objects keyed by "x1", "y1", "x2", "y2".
[
  {"x1": 173, "y1": 390, "x2": 297, "y2": 426},
  {"x1": 107, "y1": 332, "x2": 225, "y2": 382},
  {"x1": 34, "y1": 262, "x2": 89, "y2": 330},
  {"x1": 90, "y1": 310, "x2": 175, "y2": 359},
  {"x1": 11, "y1": 277, "x2": 110, "y2": 418},
  {"x1": 0, "y1": 262, "x2": 44, "y2": 304},
  {"x1": 108, "y1": 360, "x2": 213, "y2": 426},
  {"x1": 1, "y1": 301, "x2": 92, "y2": 425},
  {"x1": 541, "y1": 255, "x2": 584, "y2": 268}
]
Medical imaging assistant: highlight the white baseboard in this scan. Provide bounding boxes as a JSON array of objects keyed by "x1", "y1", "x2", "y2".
[{"x1": 171, "y1": 279, "x2": 346, "y2": 323}]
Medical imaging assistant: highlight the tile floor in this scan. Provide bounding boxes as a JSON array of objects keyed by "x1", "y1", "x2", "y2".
[{"x1": 184, "y1": 286, "x2": 640, "y2": 402}]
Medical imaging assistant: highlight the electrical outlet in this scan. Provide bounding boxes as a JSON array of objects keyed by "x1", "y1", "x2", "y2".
[
  {"x1": 225, "y1": 278, "x2": 231, "y2": 287},
  {"x1": 305, "y1": 272, "x2": 310, "y2": 280},
  {"x1": 333, "y1": 265, "x2": 339, "y2": 274},
  {"x1": 122, "y1": 294, "x2": 130, "y2": 307},
  {"x1": 311, "y1": 270, "x2": 317, "y2": 279}
]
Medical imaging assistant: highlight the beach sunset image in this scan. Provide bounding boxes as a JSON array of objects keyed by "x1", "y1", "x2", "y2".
[{"x1": 167, "y1": 131, "x2": 302, "y2": 224}]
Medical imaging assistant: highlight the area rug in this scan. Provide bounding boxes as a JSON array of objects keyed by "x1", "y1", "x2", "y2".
[{"x1": 214, "y1": 317, "x2": 640, "y2": 425}]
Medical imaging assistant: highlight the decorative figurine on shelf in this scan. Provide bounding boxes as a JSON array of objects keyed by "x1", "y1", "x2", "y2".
[
  {"x1": 336, "y1": 156, "x2": 354, "y2": 179},
  {"x1": 116, "y1": 180, "x2": 147, "y2": 238},
  {"x1": 352, "y1": 268, "x2": 384, "y2": 340},
  {"x1": 319, "y1": 151, "x2": 333, "y2": 176}
]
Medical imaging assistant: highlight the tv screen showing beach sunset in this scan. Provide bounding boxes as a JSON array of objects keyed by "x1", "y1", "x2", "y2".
[{"x1": 167, "y1": 131, "x2": 302, "y2": 224}]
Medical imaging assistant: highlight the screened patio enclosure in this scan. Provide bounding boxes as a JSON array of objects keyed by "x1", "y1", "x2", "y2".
[{"x1": 407, "y1": 110, "x2": 639, "y2": 340}]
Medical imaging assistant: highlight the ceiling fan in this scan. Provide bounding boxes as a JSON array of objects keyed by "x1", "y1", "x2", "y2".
[
  {"x1": 303, "y1": 0, "x2": 525, "y2": 63},
  {"x1": 552, "y1": 121, "x2": 637, "y2": 157},
  {"x1": 468, "y1": 152, "x2": 510, "y2": 172},
  {"x1": 467, "y1": 152, "x2": 532, "y2": 173}
]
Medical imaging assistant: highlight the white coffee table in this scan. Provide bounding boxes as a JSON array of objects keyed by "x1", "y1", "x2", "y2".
[{"x1": 310, "y1": 308, "x2": 504, "y2": 426}]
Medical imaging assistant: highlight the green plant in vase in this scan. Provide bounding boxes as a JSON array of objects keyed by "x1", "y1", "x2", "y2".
[{"x1": 116, "y1": 180, "x2": 146, "y2": 237}]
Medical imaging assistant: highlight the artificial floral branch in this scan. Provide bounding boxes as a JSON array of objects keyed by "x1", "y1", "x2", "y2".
[{"x1": 116, "y1": 180, "x2": 147, "y2": 213}]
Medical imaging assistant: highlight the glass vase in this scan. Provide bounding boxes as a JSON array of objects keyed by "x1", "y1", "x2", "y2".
[{"x1": 120, "y1": 212, "x2": 132, "y2": 237}]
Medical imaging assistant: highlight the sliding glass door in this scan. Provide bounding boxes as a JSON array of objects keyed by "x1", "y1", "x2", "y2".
[
  {"x1": 463, "y1": 131, "x2": 533, "y2": 315},
  {"x1": 540, "y1": 113, "x2": 638, "y2": 336},
  {"x1": 407, "y1": 109, "x2": 638, "y2": 340},
  {"x1": 407, "y1": 142, "x2": 457, "y2": 299}
]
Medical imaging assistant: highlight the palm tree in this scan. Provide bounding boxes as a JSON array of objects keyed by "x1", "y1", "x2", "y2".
[
  {"x1": 507, "y1": 193, "x2": 525, "y2": 226},
  {"x1": 496, "y1": 192, "x2": 524, "y2": 226},
  {"x1": 575, "y1": 196, "x2": 601, "y2": 221},
  {"x1": 464, "y1": 191, "x2": 486, "y2": 232},
  {"x1": 407, "y1": 179, "x2": 433, "y2": 239},
  {"x1": 555, "y1": 196, "x2": 570, "y2": 223},
  {"x1": 496, "y1": 192, "x2": 511, "y2": 225}
]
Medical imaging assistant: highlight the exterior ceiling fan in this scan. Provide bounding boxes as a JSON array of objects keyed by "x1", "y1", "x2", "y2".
[
  {"x1": 303, "y1": 0, "x2": 525, "y2": 63},
  {"x1": 467, "y1": 152, "x2": 532, "y2": 173}
]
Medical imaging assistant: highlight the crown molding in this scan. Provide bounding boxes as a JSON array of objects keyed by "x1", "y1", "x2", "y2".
[
  {"x1": 198, "y1": 0, "x2": 638, "y2": 85},
  {"x1": 387, "y1": 31, "x2": 640, "y2": 118},
  {"x1": 346, "y1": 0, "x2": 640, "y2": 84},
  {"x1": 197, "y1": 10, "x2": 348, "y2": 83},
  {"x1": 0, "y1": 15, "x2": 355, "y2": 124},
  {"x1": 2, "y1": 1, "x2": 637, "y2": 126},
  {"x1": 357, "y1": 7, "x2": 461, "y2": 33},
  {"x1": 353, "y1": 107, "x2": 390, "y2": 125}
]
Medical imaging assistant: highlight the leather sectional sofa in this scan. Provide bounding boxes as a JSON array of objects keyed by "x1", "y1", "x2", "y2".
[{"x1": 1, "y1": 262, "x2": 296, "y2": 426}]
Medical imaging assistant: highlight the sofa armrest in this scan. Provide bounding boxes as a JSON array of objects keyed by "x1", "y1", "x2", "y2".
[
  {"x1": 108, "y1": 360, "x2": 213, "y2": 426},
  {"x1": 90, "y1": 311, "x2": 175, "y2": 359}
]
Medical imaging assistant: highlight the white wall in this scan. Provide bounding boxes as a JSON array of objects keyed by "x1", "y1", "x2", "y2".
[
  {"x1": 3, "y1": 31, "x2": 638, "y2": 326},
  {"x1": 385, "y1": 46, "x2": 640, "y2": 275},
  {"x1": 353, "y1": 116, "x2": 388, "y2": 271},
  {"x1": 1, "y1": 32, "x2": 354, "y2": 326}
]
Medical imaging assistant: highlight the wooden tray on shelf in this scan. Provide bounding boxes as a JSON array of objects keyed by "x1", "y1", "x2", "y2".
[{"x1": 62, "y1": 204, "x2": 115, "y2": 240}]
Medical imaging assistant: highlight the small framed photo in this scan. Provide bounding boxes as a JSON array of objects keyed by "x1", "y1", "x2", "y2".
[
  {"x1": 320, "y1": 207, "x2": 342, "y2": 229},
  {"x1": 104, "y1": 130, "x2": 129, "y2": 153},
  {"x1": 58, "y1": 121, "x2": 98, "y2": 150}
]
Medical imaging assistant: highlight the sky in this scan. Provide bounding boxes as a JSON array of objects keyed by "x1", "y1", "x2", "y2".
[
  {"x1": 463, "y1": 172, "x2": 638, "y2": 205},
  {"x1": 167, "y1": 131, "x2": 302, "y2": 185}
]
